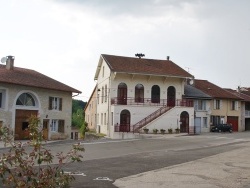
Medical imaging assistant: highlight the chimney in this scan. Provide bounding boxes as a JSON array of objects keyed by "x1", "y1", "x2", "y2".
[
  {"x1": 167, "y1": 56, "x2": 170, "y2": 60},
  {"x1": 6, "y1": 55, "x2": 15, "y2": 70}
]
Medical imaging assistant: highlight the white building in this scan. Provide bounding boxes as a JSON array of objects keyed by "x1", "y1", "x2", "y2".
[{"x1": 93, "y1": 54, "x2": 195, "y2": 139}]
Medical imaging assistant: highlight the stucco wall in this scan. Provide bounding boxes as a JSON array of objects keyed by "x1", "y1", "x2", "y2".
[{"x1": 0, "y1": 83, "x2": 72, "y2": 139}]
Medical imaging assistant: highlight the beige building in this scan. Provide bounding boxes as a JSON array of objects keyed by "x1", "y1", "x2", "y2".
[
  {"x1": 0, "y1": 56, "x2": 81, "y2": 140},
  {"x1": 193, "y1": 79, "x2": 243, "y2": 131},
  {"x1": 84, "y1": 85, "x2": 97, "y2": 131}
]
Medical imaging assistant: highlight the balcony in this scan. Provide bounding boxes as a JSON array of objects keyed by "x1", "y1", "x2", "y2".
[{"x1": 111, "y1": 97, "x2": 193, "y2": 107}]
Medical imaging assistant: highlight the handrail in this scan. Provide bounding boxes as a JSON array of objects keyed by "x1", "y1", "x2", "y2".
[{"x1": 133, "y1": 105, "x2": 172, "y2": 133}]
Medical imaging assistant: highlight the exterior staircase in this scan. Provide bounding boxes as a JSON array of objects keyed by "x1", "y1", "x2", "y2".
[{"x1": 133, "y1": 105, "x2": 173, "y2": 133}]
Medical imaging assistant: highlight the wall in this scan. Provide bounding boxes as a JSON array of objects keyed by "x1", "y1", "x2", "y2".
[{"x1": 0, "y1": 83, "x2": 72, "y2": 139}]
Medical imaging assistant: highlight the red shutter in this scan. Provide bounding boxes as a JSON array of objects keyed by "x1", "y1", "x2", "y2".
[{"x1": 58, "y1": 120, "x2": 65, "y2": 133}]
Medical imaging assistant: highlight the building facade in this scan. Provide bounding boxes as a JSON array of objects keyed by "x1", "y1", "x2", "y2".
[
  {"x1": 0, "y1": 56, "x2": 81, "y2": 140},
  {"x1": 93, "y1": 54, "x2": 195, "y2": 139}
]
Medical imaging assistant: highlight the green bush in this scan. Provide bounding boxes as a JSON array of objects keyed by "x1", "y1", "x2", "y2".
[{"x1": 0, "y1": 115, "x2": 84, "y2": 188}]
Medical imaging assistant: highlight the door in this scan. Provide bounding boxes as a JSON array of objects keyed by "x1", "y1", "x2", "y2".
[
  {"x1": 227, "y1": 116, "x2": 238, "y2": 132},
  {"x1": 120, "y1": 110, "x2": 130, "y2": 132},
  {"x1": 167, "y1": 86, "x2": 176, "y2": 107},
  {"x1": 118, "y1": 83, "x2": 127, "y2": 105},
  {"x1": 194, "y1": 117, "x2": 201, "y2": 134},
  {"x1": 15, "y1": 110, "x2": 38, "y2": 140},
  {"x1": 180, "y1": 111, "x2": 189, "y2": 133},
  {"x1": 43, "y1": 119, "x2": 49, "y2": 140}
]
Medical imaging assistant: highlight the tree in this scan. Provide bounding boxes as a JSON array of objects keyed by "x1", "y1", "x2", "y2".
[
  {"x1": 0, "y1": 115, "x2": 84, "y2": 188},
  {"x1": 72, "y1": 109, "x2": 85, "y2": 128}
]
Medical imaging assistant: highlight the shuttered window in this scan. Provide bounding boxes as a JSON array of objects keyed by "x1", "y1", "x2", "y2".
[{"x1": 49, "y1": 97, "x2": 62, "y2": 111}]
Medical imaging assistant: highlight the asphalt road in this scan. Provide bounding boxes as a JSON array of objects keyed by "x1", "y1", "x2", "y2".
[
  {"x1": 1, "y1": 132, "x2": 250, "y2": 187},
  {"x1": 63, "y1": 132, "x2": 250, "y2": 188}
]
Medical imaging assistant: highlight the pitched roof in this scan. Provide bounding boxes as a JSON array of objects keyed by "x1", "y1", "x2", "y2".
[
  {"x1": 193, "y1": 79, "x2": 242, "y2": 100},
  {"x1": 0, "y1": 64, "x2": 81, "y2": 93},
  {"x1": 224, "y1": 88, "x2": 250, "y2": 102},
  {"x1": 239, "y1": 87, "x2": 250, "y2": 97},
  {"x1": 100, "y1": 54, "x2": 193, "y2": 78},
  {"x1": 184, "y1": 84, "x2": 212, "y2": 99}
]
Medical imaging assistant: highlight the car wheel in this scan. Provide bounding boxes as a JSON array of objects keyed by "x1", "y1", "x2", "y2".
[
  {"x1": 229, "y1": 129, "x2": 232, "y2": 133},
  {"x1": 218, "y1": 129, "x2": 222, "y2": 133}
]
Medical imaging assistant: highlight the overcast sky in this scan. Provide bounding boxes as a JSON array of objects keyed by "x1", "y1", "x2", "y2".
[{"x1": 1, "y1": 0, "x2": 250, "y2": 101}]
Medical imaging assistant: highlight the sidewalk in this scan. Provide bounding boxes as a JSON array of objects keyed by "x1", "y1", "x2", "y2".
[{"x1": 114, "y1": 142, "x2": 250, "y2": 188}]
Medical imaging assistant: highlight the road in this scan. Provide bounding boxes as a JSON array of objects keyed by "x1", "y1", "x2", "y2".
[
  {"x1": 62, "y1": 132, "x2": 250, "y2": 187},
  {"x1": 1, "y1": 132, "x2": 250, "y2": 187}
]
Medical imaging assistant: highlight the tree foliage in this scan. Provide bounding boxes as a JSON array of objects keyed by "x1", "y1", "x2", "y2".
[
  {"x1": 72, "y1": 99, "x2": 86, "y2": 128},
  {"x1": 0, "y1": 115, "x2": 84, "y2": 188}
]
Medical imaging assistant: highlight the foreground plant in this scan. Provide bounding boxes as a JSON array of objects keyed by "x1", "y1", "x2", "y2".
[{"x1": 0, "y1": 115, "x2": 84, "y2": 188}]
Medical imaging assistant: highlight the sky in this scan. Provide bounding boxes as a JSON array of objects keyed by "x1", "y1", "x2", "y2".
[{"x1": 0, "y1": 0, "x2": 250, "y2": 101}]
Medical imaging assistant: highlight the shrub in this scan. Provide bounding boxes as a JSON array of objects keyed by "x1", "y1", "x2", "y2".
[
  {"x1": 168, "y1": 128, "x2": 173, "y2": 134},
  {"x1": 160, "y1": 129, "x2": 166, "y2": 134},
  {"x1": 153, "y1": 129, "x2": 158, "y2": 134},
  {"x1": 0, "y1": 115, "x2": 84, "y2": 188}
]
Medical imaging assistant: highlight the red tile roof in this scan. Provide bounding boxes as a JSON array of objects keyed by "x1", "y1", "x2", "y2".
[
  {"x1": 224, "y1": 88, "x2": 250, "y2": 102},
  {"x1": 0, "y1": 64, "x2": 81, "y2": 93},
  {"x1": 193, "y1": 79, "x2": 242, "y2": 100},
  {"x1": 102, "y1": 54, "x2": 193, "y2": 78}
]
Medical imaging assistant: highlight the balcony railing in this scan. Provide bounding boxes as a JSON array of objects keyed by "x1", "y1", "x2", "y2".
[{"x1": 111, "y1": 97, "x2": 193, "y2": 107}]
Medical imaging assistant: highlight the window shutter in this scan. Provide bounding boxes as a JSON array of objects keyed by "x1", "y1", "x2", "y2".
[
  {"x1": 58, "y1": 120, "x2": 64, "y2": 133},
  {"x1": 236, "y1": 101, "x2": 238, "y2": 111},
  {"x1": 59, "y1": 98, "x2": 62, "y2": 111},
  {"x1": 220, "y1": 100, "x2": 222, "y2": 109},
  {"x1": 49, "y1": 97, "x2": 53, "y2": 110},
  {"x1": 213, "y1": 100, "x2": 216, "y2": 109}
]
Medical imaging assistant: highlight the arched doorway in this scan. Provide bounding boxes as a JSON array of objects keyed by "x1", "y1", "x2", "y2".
[
  {"x1": 135, "y1": 84, "x2": 144, "y2": 103},
  {"x1": 151, "y1": 85, "x2": 160, "y2": 103},
  {"x1": 120, "y1": 109, "x2": 130, "y2": 132},
  {"x1": 117, "y1": 83, "x2": 127, "y2": 105},
  {"x1": 15, "y1": 92, "x2": 39, "y2": 140},
  {"x1": 180, "y1": 111, "x2": 189, "y2": 133},
  {"x1": 167, "y1": 86, "x2": 176, "y2": 107}
]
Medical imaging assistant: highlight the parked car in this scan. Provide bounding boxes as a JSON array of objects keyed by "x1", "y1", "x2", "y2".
[{"x1": 210, "y1": 124, "x2": 233, "y2": 133}]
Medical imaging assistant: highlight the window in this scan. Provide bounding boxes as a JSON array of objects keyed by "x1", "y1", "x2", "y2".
[
  {"x1": 231, "y1": 101, "x2": 238, "y2": 110},
  {"x1": 203, "y1": 117, "x2": 208, "y2": 128},
  {"x1": 51, "y1": 119, "x2": 58, "y2": 132},
  {"x1": 195, "y1": 100, "x2": 206, "y2": 110},
  {"x1": 105, "y1": 85, "x2": 107, "y2": 102},
  {"x1": 97, "y1": 94, "x2": 99, "y2": 104},
  {"x1": 102, "y1": 66, "x2": 105, "y2": 77},
  {"x1": 104, "y1": 113, "x2": 106, "y2": 125},
  {"x1": 16, "y1": 93, "x2": 35, "y2": 106},
  {"x1": 49, "y1": 97, "x2": 62, "y2": 111},
  {"x1": 101, "y1": 86, "x2": 104, "y2": 103},
  {"x1": 0, "y1": 89, "x2": 6, "y2": 109},
  {"x1": 101, "y1": 113, "x2": 103, "y2": 124},
  {"x1": 214, "y1": 99, "x2": 221, "y2": 110}
]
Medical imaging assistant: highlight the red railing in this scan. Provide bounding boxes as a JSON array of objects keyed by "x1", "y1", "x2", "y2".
[
  {"x1": 133, "y1": 105, "x2": 173, "y2": 133},
  {"x1": 111, "y1": 97, "x2": 193, "y2": 107},
  {"x1": 113, "y1": 98, "x2": 193, "y2": 133}
]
